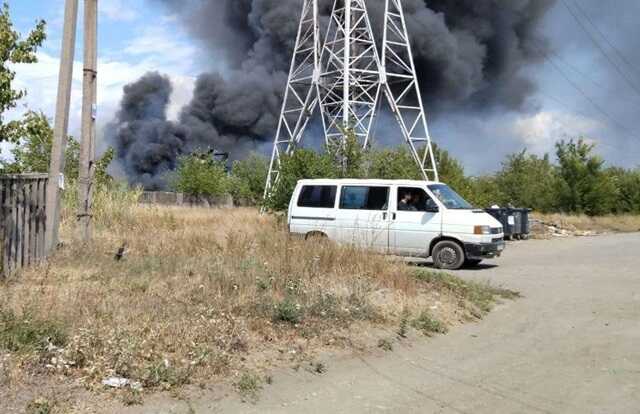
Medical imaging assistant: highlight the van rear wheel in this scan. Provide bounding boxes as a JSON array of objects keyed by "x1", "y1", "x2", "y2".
[{"x1": 432, "y1": 241, "x2": 465, "y2": 270}]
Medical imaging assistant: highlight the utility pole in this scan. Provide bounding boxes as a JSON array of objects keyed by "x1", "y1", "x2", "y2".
[
  {"x1": 77, "y1": 0, "x2": 98, "y2": 241},
  {"x1": 45, "y1": 0, "x2": 79, "y2": 254}
]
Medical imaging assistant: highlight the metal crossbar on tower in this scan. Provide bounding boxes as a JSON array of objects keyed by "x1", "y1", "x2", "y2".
[
  {"x1": 264, "y1": 0, "x2": 439, "y2": 200},
  {"x1": 318, "y1": 0, "x2": 382, "y2": 147}
]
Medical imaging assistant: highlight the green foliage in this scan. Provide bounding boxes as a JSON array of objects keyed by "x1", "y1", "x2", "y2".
[
  {"x1": 25, "y1": 398, "x2": 53, "y2": 414},
  {"x1": 327, "y1": 127, "x2": 367, "y2": 178},
  {"x1": 170, "y1": 152, "x2": 229, "y2": 197},
  {"x1": 228, "y1": 153, "x2": 268, "y2": 204},
  {"x1": 235, "y1": 371, "x2": 263, "y2": 402},
  {"x1": 367, "y1": 146, "x2": 422, "y2": 180},
  {"x1": 0, "y1": 111, "x2": 113, "y2": 187},
  {"x1": 0, "y1": 308, "x2": 67, "y2": 353},
  {"x1": 246, "y1": 127, "x2": 640, "y2": 215},
  {"x1": 0, "y1": 3, "x2": 46, "y2": 142},
  {"x1": 555, "y1": 139, "x2": 618, "y2": 216},
  {"x1": 411, "y1": 311, "x2": 448, "y2": 336},
  {"x1": 263, "y1": 148, "x2": 338, "y2": 211},
  {"x1": 608, "y1": 167, "x2": 640, "y2": 214},
  {"x1": 495, "y1": 150, "x2": 558, "y2": 212},
  {"x1": 94, "y1": 147, "x2": 115, "y2": 188},
  {"x1": 433, "y1": 143, "x2": 473, "y2": 198},
  {"x1": 465, "y1": 175, "x2": 502, "y2": 208},
  {"x1": 273, "y1": 297, "x2": 303, "y2": 324}
]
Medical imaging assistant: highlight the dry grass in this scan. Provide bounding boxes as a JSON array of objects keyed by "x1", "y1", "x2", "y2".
[
  {"x1": 0, "y1": 186, "x2": 516, "y2": 405},
  {"x1": 533, "y1": 213, "x2": 640, "y2": 234}
]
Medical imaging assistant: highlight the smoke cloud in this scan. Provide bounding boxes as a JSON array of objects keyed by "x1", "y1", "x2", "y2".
[{"x1": 110, "y1": 0, "x2": 556, "y2": 188}]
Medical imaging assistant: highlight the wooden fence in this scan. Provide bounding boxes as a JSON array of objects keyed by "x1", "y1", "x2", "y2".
[{"x1": 1, "y1": 174, "x2": 48, "y2": 276}]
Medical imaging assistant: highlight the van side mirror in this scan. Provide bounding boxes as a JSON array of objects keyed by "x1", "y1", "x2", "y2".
[{"x1": 425, "y1": 200, "x2": 439, "y2": 213}]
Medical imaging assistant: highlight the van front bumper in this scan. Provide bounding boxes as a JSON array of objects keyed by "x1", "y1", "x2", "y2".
[{"x1": 464, "y1": 240, "x2": 505, "y2": 259}]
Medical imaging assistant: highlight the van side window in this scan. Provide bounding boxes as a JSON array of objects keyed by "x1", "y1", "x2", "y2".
[
  {"x1": 297, "y1": 185, "x2": 337, "y2": 208},
  {"x1": 340, "y1": 186, "x2": 389, "y2": 210},
  {"x1": 397, "y1": 187, "x2": 437, "y2": 212}
]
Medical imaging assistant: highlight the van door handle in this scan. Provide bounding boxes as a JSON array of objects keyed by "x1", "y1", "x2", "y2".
[
  {"x1": 382, "y1": 212, "x2": 388, "y2": 220},
  {"x1": 392, "y1": 212, "x2": 397, "y2": 220}
]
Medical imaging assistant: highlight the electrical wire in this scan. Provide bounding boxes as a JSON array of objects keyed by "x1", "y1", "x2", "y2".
[
  {"x1": 540, "y1": 51, "x2": 638, "y2": 138},
  {"x1": 560, "y1": 0, "x2": 640, "y2": 98},
  {"x1": 570, "y1": 0, "x2": 640, "y2": 76}
]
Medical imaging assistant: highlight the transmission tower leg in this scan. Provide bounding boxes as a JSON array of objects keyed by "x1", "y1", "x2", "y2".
[
  {"x1": 382, "y1": 0, "x2": 439, "y2": 181},
  {"x1": 264, "y1": 0, "x2": 321, "y2": 201}
]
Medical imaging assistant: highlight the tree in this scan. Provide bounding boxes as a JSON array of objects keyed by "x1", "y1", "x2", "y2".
[
  {"x1": 0, "y1": 3, "x2": 46, "y2": 142},
  {"x1": 327, "y1": 127, "x2": 366, "y2": 178},
  {"x1": 229, "y1": 153, "x2": 269, "y2": 204},
  {"x1": 1, "y1": 111, "x2": 78, "y2": 179},
  {"x1": 1, "y1": 111, "x2": 114, "y2": 186},
  {"x1": 555, "y1": 139, "x2": 618, "y2": 215},
  {"x1": 466, "y1": 175, "x2": 502, "y2": 208},
  {"x1": 496, "y1": 150, "x2": 559, "y2": 212},
  {"x1": 263, "y1": 149, "x2": 338, "y2": 211},
  {"x1": 607, "y1": 167, "x2": 640, "y2": 214},
  {"x1": 170, "y1": 152, "x2": 229, "y2": 197},
  {"x1": 367, "y1": 147, "x2": 421, "y2": 180},
  {"x1": 432, "y1": 144, "x2": 472, "y2": 198}
]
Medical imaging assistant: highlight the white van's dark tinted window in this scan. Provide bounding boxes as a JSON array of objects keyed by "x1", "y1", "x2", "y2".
[
  {"x1": 340, "y1": 186, "x2": 389, "y2": 210},
  {"x1": 298, "y1": 185, "x2": 337, "y2": 208}
]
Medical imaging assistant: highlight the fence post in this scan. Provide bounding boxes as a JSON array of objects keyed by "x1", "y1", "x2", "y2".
[{"x1": 2, "y1": 180, "x2": 8, "y2": 274}]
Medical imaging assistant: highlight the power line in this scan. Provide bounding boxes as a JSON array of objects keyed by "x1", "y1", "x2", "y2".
[
  {"x1": 542, "y1": 53, "x2": 639, "y2": 138},
  {"x1": 560, "y1": 0, "x2": 640, "y2": 98},
  {"x1": 570, "y1": 0, "x2": 640, "y2": 77},
  {"x1": 537, "y1": 89, "x2": 640, "y2": 160}
]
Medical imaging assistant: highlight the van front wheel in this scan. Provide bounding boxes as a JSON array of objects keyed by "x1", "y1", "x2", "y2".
[{"x1": 432, "y1": 241, "x2": 465, "y2": 270}]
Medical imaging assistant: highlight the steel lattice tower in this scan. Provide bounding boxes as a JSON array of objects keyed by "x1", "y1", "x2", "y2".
[{"x1": 264, "y1": 0, "x2": 439, "y2": 199}]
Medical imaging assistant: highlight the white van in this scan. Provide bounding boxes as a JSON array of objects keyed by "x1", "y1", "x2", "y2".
[{"x1": 287, "y1": 179, "x2": 505, "y2": 270}]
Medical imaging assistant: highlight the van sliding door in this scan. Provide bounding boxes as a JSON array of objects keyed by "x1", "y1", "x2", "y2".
[{"x1": 335, "y1": 186, "x2": 390, "y2": 252}]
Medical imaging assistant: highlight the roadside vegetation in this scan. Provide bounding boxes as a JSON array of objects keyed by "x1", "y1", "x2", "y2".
[
  {"x1": 532, "y1": 213, "x2": 640, "y2": 234},
  {"x1": 148, "y1": 131, "x2": 640, "y2": 219},
  {"x1": 0, "y1": 188, "x2": 516, "y2": 406}
]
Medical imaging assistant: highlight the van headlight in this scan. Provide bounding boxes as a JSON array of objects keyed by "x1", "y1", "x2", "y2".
[{"x1": 474, "y1": 225, "x2": 491, "y2": 235}]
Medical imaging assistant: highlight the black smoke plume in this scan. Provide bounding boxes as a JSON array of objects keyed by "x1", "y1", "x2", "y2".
[{"x1": 110, "y1": 0, "x2": 556, "y2": 188}]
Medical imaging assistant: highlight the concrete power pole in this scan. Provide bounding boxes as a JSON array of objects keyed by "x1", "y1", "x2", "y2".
[
  {"x1": 45, "y1": 0, "x2": 79, "y2": 254},
  {"x1": 77, "y1": 0, "x2": 98, "y2": 241}
]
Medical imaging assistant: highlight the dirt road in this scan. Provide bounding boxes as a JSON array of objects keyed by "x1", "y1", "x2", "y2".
[{"x1": 128, "y1": 233, "x2": 640, "y2": 413}]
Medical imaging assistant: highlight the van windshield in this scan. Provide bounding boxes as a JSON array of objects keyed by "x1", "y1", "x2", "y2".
[{"x1": 427, "y1": 184, "x2": 474, "y2": 210}]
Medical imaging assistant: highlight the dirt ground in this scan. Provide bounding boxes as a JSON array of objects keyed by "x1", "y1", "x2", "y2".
[{"x1": 103, "y1": 233, "x2": 640, "y2": 413}]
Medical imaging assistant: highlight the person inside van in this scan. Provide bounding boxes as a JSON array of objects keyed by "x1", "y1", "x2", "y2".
[{"x1": 398, "y1": 191, "x2": 418, "y2": 211}]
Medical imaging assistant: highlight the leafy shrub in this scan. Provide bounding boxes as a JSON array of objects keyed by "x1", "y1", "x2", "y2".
[
  {"x1": 273, "y1": 298, "x2": 303, "y2": 324},
  {"x1": 0, "y1": 308, "x2": 67, "y2": 353},
  {"x1": 170, "y1": 153, "x2": 229, "y2": 197},
  {"x1": 228, "y1": 153, "x2": 269, "y2": 205},
  {"x1": 411, "y1": 311, "x2": 448, "y2": 336}
]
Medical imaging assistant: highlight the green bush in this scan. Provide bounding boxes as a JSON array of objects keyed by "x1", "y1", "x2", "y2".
[
  {"x1": 228, "y1": 153, "x2": 269, "y2": 204},
  {"x1": 252, "y1": 130, "x2": 640, "y2": 215},
  {"x1": 411, "y1": 311, "x2": 448, "y2": 336},
  {"x1": 0, "y1": 308, "x2": 67, "y2": 353},
  {"x1": 0, "y1": 111, "x2": 115, "y2": 187},
  {"x1": 495, "y1": 150, "x2": 559, "y2": 212},
  {"x1": 273, "y1": 298, "x2": 303, "y2": 324},
  {"x1": 170, "y1": 152, "x2": 229, "y2": 197},
  {"x1": 263, "y1": 149, "x2": 339, "y2": 211},
  {"x1": 555, "y1": 139, "x2": 619, "y2": 216}
]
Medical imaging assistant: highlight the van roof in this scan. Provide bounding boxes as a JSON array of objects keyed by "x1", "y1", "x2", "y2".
[{"x1": 297, "y1": 178, "x2": 443, "y2": 186}]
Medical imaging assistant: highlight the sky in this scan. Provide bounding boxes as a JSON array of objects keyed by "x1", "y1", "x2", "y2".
[{"x1": 5, "y1": 0, "x2": 640, "y2": 174}]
